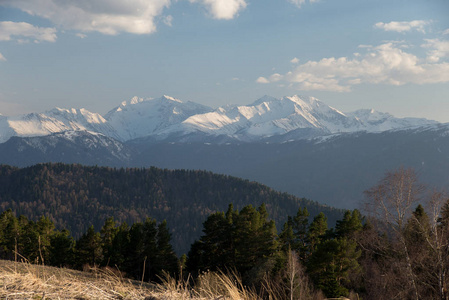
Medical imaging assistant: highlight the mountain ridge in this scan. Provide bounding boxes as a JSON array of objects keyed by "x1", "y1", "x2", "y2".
[
  {"x1": 0, "y1": 95, "x2": 439, "y2": 144},
  {"x1": 1, "y1": 124, "x2": 449, "y2": 209}
]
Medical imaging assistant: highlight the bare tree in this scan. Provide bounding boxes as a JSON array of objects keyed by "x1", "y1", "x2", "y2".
[
  {"x1": 261, "y1": 249, "x2": 321, "y2": 300},
  {"x1": 422, "y1": 190, "x2": 449, "y2": 300},
  {"x1": 364, "y1": 167, "x2": 424, "y2": 300},
  {"x1": 284, "y1": 250, "x2": 311, "y2": 300}
]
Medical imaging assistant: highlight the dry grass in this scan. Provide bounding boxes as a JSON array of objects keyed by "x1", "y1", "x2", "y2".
[
  {"x1": 0, "y1": 260, "x2": 261, "y2": 300},
  {"x1": 0, "y1": 260, "x2": 157, "y2": 299}
]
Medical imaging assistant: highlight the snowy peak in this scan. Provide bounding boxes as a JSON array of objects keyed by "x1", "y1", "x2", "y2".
[
  {"x1": 0, "y1": 94, "x2": 440, "y2": 144},
  {"x1": 0, "y1": 107, "x2": 118, "y2": 143},
  {"x1": 345, "y1": 109, "x2": 437, "y2": 132},
  {"x1": 250, "y1": 95, "x2": 278, "y2": 106},
  {"x1": 104, "y1": 96, "x2": 213, "y2": 141},
  {"x1": 347, "y1": 109, "x2": 393, "y2": 122},
  {"x1": 49, "y1": 107, "x2": 108, "y2": 124},
  {"x1": 179, "y1": 95, "x2": 359, "y2": 140}
]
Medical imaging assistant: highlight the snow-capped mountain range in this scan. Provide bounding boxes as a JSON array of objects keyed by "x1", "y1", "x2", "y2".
[{"x1": 0, "y1": 95, "x2": 439, "y2": 144}]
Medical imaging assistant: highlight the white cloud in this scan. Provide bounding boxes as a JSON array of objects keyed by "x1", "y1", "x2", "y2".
[
  {"x1": 190, "y1": 0, "x2": 247, "y2": 20},
  {"x1": 444, "y1": 29, "x2": 449, "y2": 35},
  {"x1": 2, "y1": 0, "x2": 245, "y2": 35},
  {"x1": 0, "y1": 21, "x2": 56, "y2": 43},
  {"x1": 256, "y1": 77, "x2": 270, "y2": 84},
  {"x1": 257, "y1": 42, "x2": 449, "y2": 91},
  {"x1": 76, "y1": 33, "x2": 87, "y2": 39},
  {"x1": 422, "y1": 39, "x2": 449, "y2": 62},
  {"x1": 2, "y1": 0, "x2": 171, "y2": 35},
  {"x1": 163, "y1": 15, "x2": 173, "y2": 27},
  {"x1": 374, "y1": 20, "x2": 430, "y2": 33},
  {"x1": 0, "y1": 53, "x2": 6, "y2": 61},
  {"x1": 269, "y1": 73, "x2": 283, "y2": 82},
  {"x1": 290, "y1": 57, "x2": 299, "y2": 64},
  {"x1": 288, "y1": 0, "x2": 319, "y2": 8}
]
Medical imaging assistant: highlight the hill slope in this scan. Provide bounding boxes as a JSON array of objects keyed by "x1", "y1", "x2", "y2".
[{"x1": 0, "y1": 163, "x2": 343, "y2": 254}]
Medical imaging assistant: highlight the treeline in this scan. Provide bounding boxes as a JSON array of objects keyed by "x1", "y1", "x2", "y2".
[
  {"x1": 2, "y1": 169, "x2": 448, "y2": 299},
  {"x1": 0, "y1": 163, "x2": 343, "y2": 254},
  {"x1": 2, "y1": 165, "x2": 447, "y2": 299},
  {"x1": 185, "y1": 167, "x2": 449, "y2": 300},
  {"x1": 186, "y1": 203, "x2": 361, "y2": 298},
  {"x1": 0, "y1": 210, "x2": 178, "y2": 282}
]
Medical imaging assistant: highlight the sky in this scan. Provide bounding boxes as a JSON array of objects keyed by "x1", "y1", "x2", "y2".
[{"x1": 0, "y1": 0, "x2": 448, "y2": 122}]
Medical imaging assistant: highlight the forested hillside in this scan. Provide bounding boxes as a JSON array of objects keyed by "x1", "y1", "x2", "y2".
[{"x1": 0, "y1": 163, "x2": 343, "y2": 254}]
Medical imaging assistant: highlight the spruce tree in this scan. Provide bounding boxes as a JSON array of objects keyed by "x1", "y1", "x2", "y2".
[
  {"x1": 49, "y1": 229, "x2": 73, "y2": 267},
  {"x1": 155, "y1": 220, "x2": 179, "y2": 277},
  {"x1": 74, "y1": 225, "x2": 103, "y2": 268}
]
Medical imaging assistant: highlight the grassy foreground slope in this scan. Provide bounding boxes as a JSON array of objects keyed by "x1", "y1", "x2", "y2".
[
  {"x1": 0, "y1": 259, "x2": 277, "y2": 300},
  {"x1": 0, "y1": 259, "x2": 157, "y2": 299}
]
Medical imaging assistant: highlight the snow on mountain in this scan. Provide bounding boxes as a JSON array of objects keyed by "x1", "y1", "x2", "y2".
[
  {"x1": 1, "y1": 130, "x2": 135, "y2": 167},
  {"x1": 0, "y1": 94, "x2": 440, "y2": 144},
  {"x1": 104, "y1": 95, "x2": 213, "y2": 141},
  {"x1": 177, "y1": 95, "x2": 336, "y2": 139},
  {"x1": 346, "y1": 109, "x2": 437, "y2": 132},
  {"x1": 172, "y1": 95, "x2": 437, "y2": 141},
  {"x1": 0, "y1": 107, "x2": 119, "y2": 143}
]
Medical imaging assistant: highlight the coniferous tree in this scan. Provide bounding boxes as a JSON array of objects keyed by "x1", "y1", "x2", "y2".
[
  {"x1": 335, "y1": 209, "x2": 363, "y2": 238},
  {"x1": 292, "y1": 207, "x2": 309, "y2": 261},
  {"x1": 142, "y1": 218, "x2": 158, "y2": 281},
  {"x1": 155, "y1": 220, "x2": 179, "y2": 277},
  {"x1": 74, "y1": 225, "x2": 103, "y2": 268},
  {"x1": 49, "y1": 229, "x2": 74, "y2": 267},
  {"x1": 2, "y1": 211, "x2": 22, "y2": 261},
  {"x1": 306, "y1": 212, "x2": 327, "y2": 255},
  {"x1": 108, "y1": 222, "x2": 129, "y2": 268},
  {"x1": 100, "y1": 217, "x2": 118, "y2": 266},
  {"x1": 279, "y1": 218, "x2": 295, "y2": 253},
  {"x1": 187, "y1": 204, "x2": 279, "y2": 285},
  {"x1": 125, "y1": 222, "x2": 145, "y2": 279}
]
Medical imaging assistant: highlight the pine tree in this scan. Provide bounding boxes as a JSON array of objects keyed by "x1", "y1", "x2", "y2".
[
  {"x1": 0, "y1": 210, "x2": 21, "y2": 260},
  {"x1": 187, "y1": 204, "x2": 279, "y2": 285},
  {"x1": 335, "y1": 210, "x2": 363, "y2": 238},
  {"x1": 155, "y1": 220, "x2": 179, "y2": 277},
  {"x1": 306, "y1": 212, "x2": 327, "y2": 255},
  {"x1": 100, "y1": 217, "x2": 118, "y2": 266},
  {"x1": 109, "y1": 222, "x2": 130, "y2": 268},
  {"x1": 125, "y1": 222, "x2": 145, "y2": 279},
  {"x1": 307, "y1": 237, "x2": 360, "y2": 298},
  {"x1": 142, "y1": 218, "x2": 158, "y2": 281},
  {"x1": 74, "y1": 225, "x2": 103, "y2": 268},
  {"x1": 49, "y1": 229, "x2": 73, "y2": 267}
]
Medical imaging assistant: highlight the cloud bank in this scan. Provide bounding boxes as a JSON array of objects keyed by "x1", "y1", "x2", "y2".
[
  {"x1": 0, "y1": 21, "x2": 57, "y2": 43},
  {"x1": 1, "y1": 0, "x2": 247, "y2": 36},
  {"x1": 422, "y1": 39, "x2": 449, "y2": 62},
  {"x1": 1, "y1": 0, "x2": 171, "y2": 35},
  {"x1": 374, "y1": 20, "x2": 430, "y2": 33},
  {"x1": 257, "y1": 41, "x2": 449, "y2": 92}
]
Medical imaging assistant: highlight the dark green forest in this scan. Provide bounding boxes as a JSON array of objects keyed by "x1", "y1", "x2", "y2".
[
  {"x1": 0, "y1": 163, "x2": 343, "y2": 254},
  {"x1": 1, "y1": 164, "x2": 448, "y2": 299},
  {"x1": 2, "y1": 167, "x2": 449, "y2": 300}
]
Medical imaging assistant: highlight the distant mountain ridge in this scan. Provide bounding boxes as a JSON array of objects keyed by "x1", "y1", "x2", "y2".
[
  {"x1": 1, "y1": 124, "x2": 449, "y2": 209},
  {"x1": 0, "y1": 95, "x2": 438, "y2": 143},
  {"x1": 1, "y1": 95, "x2": 445, "y2": 210}
]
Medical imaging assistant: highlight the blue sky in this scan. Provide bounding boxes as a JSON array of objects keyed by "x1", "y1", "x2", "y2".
[{"x1": 0, "y1": 0, "x2": 448, "y2": 121}]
